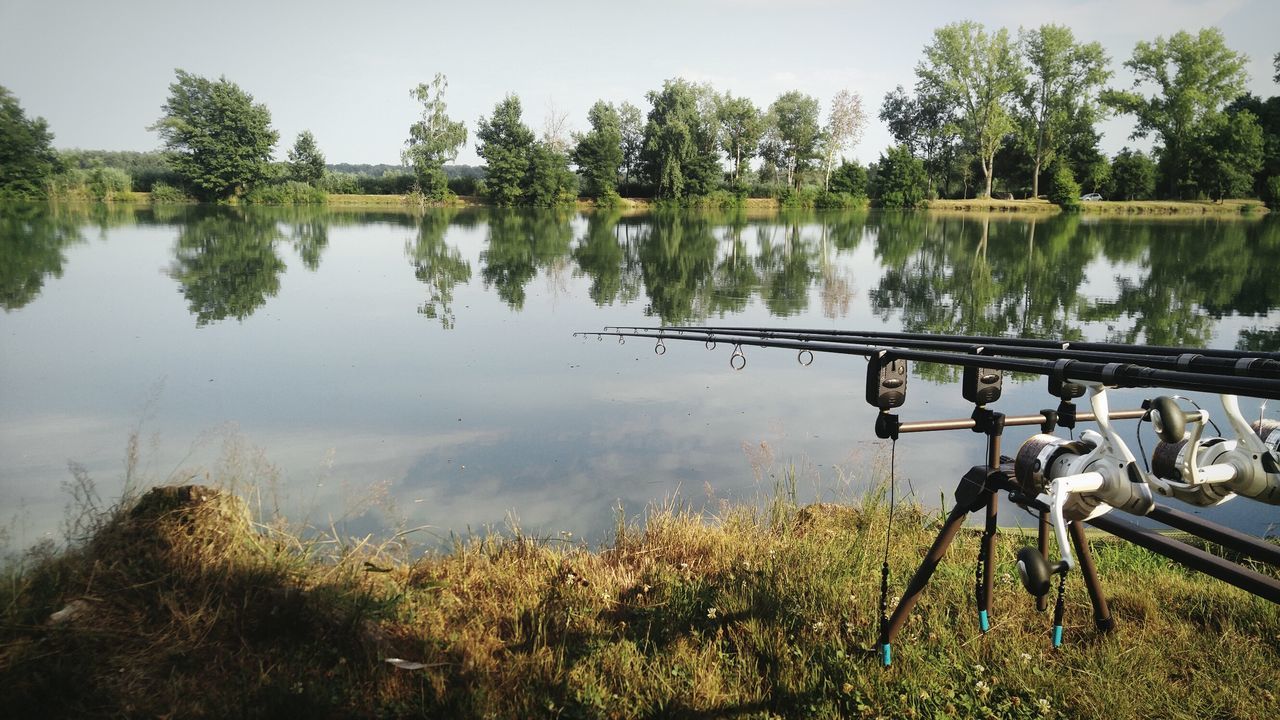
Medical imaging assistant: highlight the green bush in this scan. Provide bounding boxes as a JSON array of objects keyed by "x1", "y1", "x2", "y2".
[
  {"x1": 1048, "y1": 164, "x2": 1081, "y2": 211},
  {"x1": 871, "y1": 145, "x2": 927, "y2": 208},
  {"x1": 594, "y1": 189, "x2": 623, "y2": 208},
  {"x1": 44, "y1": 166, "x2": 134, "y2": 201},
  {"x1": 779, "y1": 186, "x2": 820, "y2": 208},
  {"x1": 829, "y1": 161, "x2": 869, "y2": 199},
  {"x1": 317, "y1": 171, "x2": 361, "y2": 195},
  {"x1": 245, "y1": 181, "x2": 328, "y2": 205},
  {"x1": 686, "y1": 188, "x2": 745, "y2": 209},
  {"x1": 813, "y1": 191, "x2": 866, "y2": 209},
  {"x1": 1262, "y1": 175, "x2": 1280, "y2": 210},
  {"x1": 87, "y1": 166, "x2": 132, "y2": 201},
  {"x1": 150, "y1": 182, "x2": 195, "y2": 204}
]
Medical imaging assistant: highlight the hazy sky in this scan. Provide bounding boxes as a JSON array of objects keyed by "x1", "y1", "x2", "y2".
[{"x1": 3, "y1": 0, "x2": 1277, "y2": 167}]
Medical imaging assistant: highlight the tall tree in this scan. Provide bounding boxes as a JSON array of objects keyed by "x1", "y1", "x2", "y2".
[
  {"x1": 762, "y1": 91, "x2": 822, "y2": 188},
  {"x1": 618, "y1": 101, "x2": 645, "y2": 188},
  {"x1": 871, "y1": 144, "x2": 928, "y2": 208},
  {"x1": 287, "y1": 130, "x2": 326, "y2": 185},
  {"x1": 1110, "y1": 148, "x2": 1157, "y2": 200},
  {"x1": 1102, "y1": 28, "x2": 1249, "y2": 198},
  {"x1": 523, "y1": 141, "x2": 577, "y2": 206},
  {"x1": 1017, "y1": 25, "x2": 1110, "y2": 198},
  {"x1": 151, "y1": 70, "x2": 278, "y2": 201},
  {"x1": 879, "y1": 85, "x2": 957, "y2": 196},
  {"x1": 476, "y1": 95, "x2": 536, "y2": 206},
  {"x1": 716, "y1": 93, "x2": 764, "y2": 184},
  {"x1": 821, "y1": 89, "x2": 868, "y2": 191},
  {"x1": 0, "y1": 86, "x2": 59, "y2": 198},
  {"x1": 572, "y1": 101, "x2": 624, "y2": 198},
  {"x1": 1190, "y1": 110, "x2": 1264, "y2": 201},
  {"x1": 915, "y1": 22, "x2": 1023, "y2": 198},
  {"x1": 404, "y1": 74, "x2": 468, "y2": 200},
  {"x1": 641, "y1": 79, "x2": 720, "y2": 199}
]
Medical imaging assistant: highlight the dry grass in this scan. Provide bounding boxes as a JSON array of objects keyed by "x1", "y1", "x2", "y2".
[
  {"x1": 1077, "y1": 199, "x2": 1269, "y2": 215},
  {"x1": 2, "y1": 476, "x2": 1276, "y2": 719},
  {"x1": 926, "y1": 198, "x2": 1062, "y2": 213},
  {"x1": 925, "y1": 197, "x2": 1270, "y2": 216}
]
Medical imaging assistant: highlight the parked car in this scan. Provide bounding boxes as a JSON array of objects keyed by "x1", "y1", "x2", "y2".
[{"x1": 1080, "y1": 193, "x2": 1102, "y2": 201}]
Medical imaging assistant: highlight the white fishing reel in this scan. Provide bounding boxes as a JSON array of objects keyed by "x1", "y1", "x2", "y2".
[
  {"x1": 1147, "y1": 395, "x2": 1280, "y2": 506},
  {"x1": 1013, "y1": 384, "x2": 1155, "y2": 594}
]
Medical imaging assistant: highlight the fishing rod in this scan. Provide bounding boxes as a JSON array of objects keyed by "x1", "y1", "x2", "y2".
[
  {"x1": 619, "y1": 324, "x2": 1280, "y2": 363},
  {"x1": 578, "y1": 324, "x2": 1280, "y2": 663},
  {"x1": 583, "y1": 329, "x2": 1280, "y2": 400},
  {"x1": 603, "y1": 325, "x2": 1280, "y2": 379}
]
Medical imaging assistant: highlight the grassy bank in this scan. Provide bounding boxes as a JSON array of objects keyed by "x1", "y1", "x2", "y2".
[
  {"x1": 926, "y1": 197, "x2": 1270, "y2": 216},
  {"x1": 2, "y1": 485, "x2": 1275, "y2": 719}
]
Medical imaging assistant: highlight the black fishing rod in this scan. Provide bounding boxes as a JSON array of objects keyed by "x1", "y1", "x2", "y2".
[
  {"x1": 580, "y1": 329, "x2": 1280, "y2": 400},
  {"x1": 612, "y1": 324, "x2": 1280, "y2": 364},
  {"x1": 604, "y1": 325, "x2": 1280, "y2": 379}
]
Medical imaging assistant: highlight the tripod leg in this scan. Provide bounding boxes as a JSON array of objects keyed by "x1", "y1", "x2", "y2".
[
  {"x1": 881, "y1": 498, "x2": 978, "y2": 664},
  {"x1": 1036, "y1": 511, "x2": 1050, "y2": 612},
  {"x1": 979, "y1": 493, "x2": 998, "y2": 632},
  {"x1": 1068, "y1": 520, "x2": 1114, "y2": 632}
]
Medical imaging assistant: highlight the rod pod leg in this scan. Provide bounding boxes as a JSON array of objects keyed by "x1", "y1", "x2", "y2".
[
  {"x1": 1068, "y1": 520, "x2": 1114, "y2": 632},
  {"x1": 979, "y1": 494, "x2": 998, "y2": 632},
  {"x1": 880, "y1": 479, "x2": 991, "y2": 666}
]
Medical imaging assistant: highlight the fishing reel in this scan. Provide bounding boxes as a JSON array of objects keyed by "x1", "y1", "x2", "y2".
[
  {"x1": 1012, "y1": 384, "x2": 1155, "y2": 595},
  {"x1": 1146, "y1": 395, "x2": 1280, "y2": 506}
]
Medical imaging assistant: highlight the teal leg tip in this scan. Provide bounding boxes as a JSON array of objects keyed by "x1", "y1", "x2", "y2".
[
  {"x1": 1052, "y1": 625, "x2": 1063, "y2": 648},
  {"x1": 881, "y1": 644, "x2": 892, "y2": 667},
  {"x1": 979, "y1": 610, "x2": 989, "y2": 633}
]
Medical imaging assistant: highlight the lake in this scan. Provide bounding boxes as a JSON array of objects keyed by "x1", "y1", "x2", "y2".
[{"x1": 2, "y1": 203, "x2": 1278, "y2": 548}]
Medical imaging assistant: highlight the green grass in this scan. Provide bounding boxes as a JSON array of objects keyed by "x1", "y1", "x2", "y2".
[{"x1": 1, "y1": 482, "x2": 1276, "y2": 719}]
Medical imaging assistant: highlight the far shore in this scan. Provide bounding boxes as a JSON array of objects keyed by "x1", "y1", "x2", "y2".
[{"x1": 58, "y1": 192, "x2": 1273, "y2": 216}]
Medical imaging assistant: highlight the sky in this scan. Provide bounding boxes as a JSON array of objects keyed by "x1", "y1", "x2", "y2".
[{"x1": 2, "y1": 0, "x2": 1278, "y2": 168}]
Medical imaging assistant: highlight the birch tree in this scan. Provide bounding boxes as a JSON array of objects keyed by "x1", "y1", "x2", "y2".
[{"x1": 821, "y1": 89, "x2": 867, "y2": 191}]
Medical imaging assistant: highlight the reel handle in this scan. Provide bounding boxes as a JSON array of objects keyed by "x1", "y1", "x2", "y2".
[{"x1": 1149, "y1": 396, "x2": 1188, "y2": 444}]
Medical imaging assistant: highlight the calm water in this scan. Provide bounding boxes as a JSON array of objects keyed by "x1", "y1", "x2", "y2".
[{"x1": 2, "y1": 203, "x2": 1279, "y2": 546}]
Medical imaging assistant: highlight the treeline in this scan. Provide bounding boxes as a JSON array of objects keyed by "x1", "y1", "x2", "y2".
[
  {"x1": 882, "y1": 24, "x2": 1280, "y2": 207},
  {"x1": 1, "y1": 23, "x2": 1278, "y2": 207}
]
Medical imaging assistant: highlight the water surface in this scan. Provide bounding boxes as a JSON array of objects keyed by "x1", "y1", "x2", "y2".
[{"x1": 2, "y1": 203, "x2": 1278, "y2": 546}]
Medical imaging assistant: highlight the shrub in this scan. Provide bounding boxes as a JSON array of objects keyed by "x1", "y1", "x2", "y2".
[
  {"x1": 150, "y1": 182, "x2": 194, "y2": 204},
  {"x1": 594, "y1": 189, "x2": 623, "y2": 208},
  {"x1": 814, "y1": 191, "x2": 868, "y2": 209},
  {"x1": 245, "y1": 181, "x2": 328, "y2": 205},
  {"x1": 317, "y1": 171, "x2": 361, "y2": 195},
  {"x1": 779, "y1": 186, "x2": 820, "y2": 208},
  {"x1": 1048, "y1": 164, "x2": 1081, "y2": 211},
  {"x1": 871, "y1": 145, "x2": 927, "y2": 208},
  {"x1": 829, "y1": 161, "x2": 869, "y2": 199},
  {"x1": 684, "y1": 188, "x2": 745, "y2": 209},
  {"x1": 1262, "y1": 176, "x2": 1280, "y2": 210},
  {"x1": 87, "y1": 166, "x2": 132, "y2": 201}
]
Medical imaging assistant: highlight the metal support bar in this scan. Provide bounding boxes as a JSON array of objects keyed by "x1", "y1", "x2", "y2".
[
  {"x1": 896, "y1": 409, "x2": 1146, "y2": 434},
  {"x1": 1085, "y1": 514, "x2": 1280, "y2": 604},
  {"x1": 1146, "y1": 505, "x2": 1280, "y2": 568}
]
